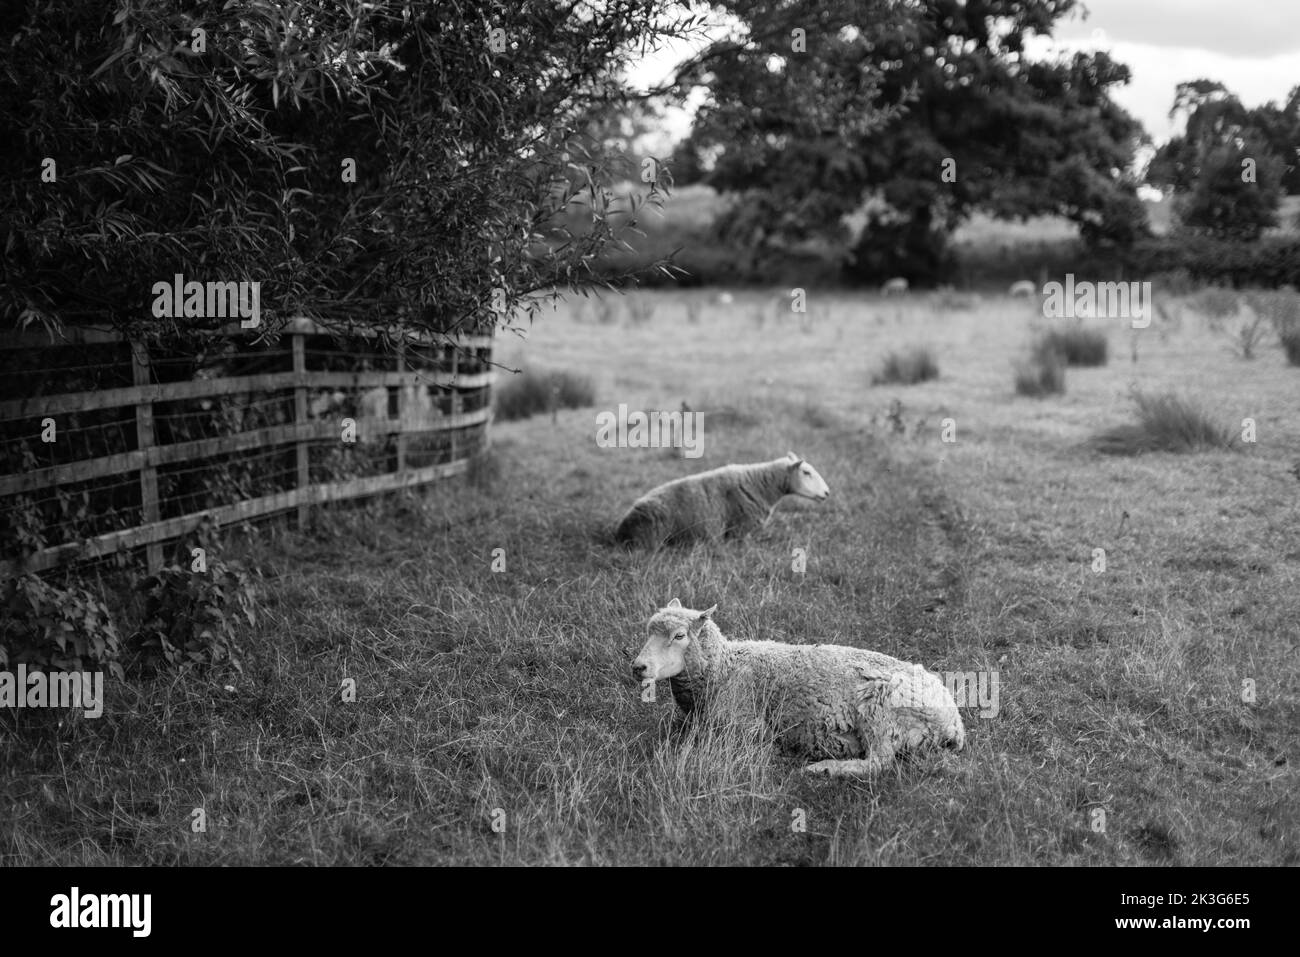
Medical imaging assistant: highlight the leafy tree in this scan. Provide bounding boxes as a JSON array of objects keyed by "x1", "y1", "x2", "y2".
[
  {"x1": 1252, "y1": 85, "x2": 1300, "y2": 196},
  {"x1": 0, "y1": 0, "x2": 696, "y2": 346},
  {"x1": 1148, "y1": 80, "x2": 1300, "y2": 197},
  {"x1": 1178, "y1": 141, "x2": 1284, "y2": 241},
  {"x1": 1147, "y1": 81, "x2": 1243, "y2": 193},
  {"x1": 670, "y1": 0, "x2": 1147, "y2": 284}
]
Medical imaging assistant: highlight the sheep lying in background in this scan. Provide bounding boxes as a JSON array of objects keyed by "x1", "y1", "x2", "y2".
[
  {"x1": 1009, "y1": 279, "x2": 1037, "y2": 298},
  {"x1": 399, "y1": 382, "x2": 440, "y2": 429},
  {"x1": 359, "y1": 385, "x2": 390, "y2": 421},
  {"x1": 614, "y1": 452, "x2": 829, "y2": 548},
  {"x1": 632, "y1": 600, "x2": 965, "y2": 778}
]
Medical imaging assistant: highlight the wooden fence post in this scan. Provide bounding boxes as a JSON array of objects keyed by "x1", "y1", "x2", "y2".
[
  {"x1": 0, "y1": 327, "x2": 493, "y2": 579},
  {"x1": 292, "y1": 333, "x2": 308, "y2": 529},
  {"x1": 130, "y1": 339, "x2": 164, "y2": 571},
  {"x1": 395, "y1": 338, "x2": 407, "y2": 474},
  {"x1": 449, "y1": 341, "x2": 460, "y2": 465}
]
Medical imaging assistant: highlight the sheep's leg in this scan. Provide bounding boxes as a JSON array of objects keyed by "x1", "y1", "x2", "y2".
[
  {"x1": 804, "y1": 692, "x2": 907, "y2": 777},
  {"x1": 803, "y1": 754, "x2": 892, "y2": 778}
]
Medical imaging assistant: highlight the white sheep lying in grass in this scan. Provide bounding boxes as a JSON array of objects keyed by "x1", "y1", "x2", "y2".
[
  {"x1": 632, "y1": 600, "x2": 965, "y2": 778},
  {"x1": 1009, "y1": 279, "x2": 1037, "y2": 297},
  {"x1": 614, "y1": 452, "x2": 829, "y2": 548}
]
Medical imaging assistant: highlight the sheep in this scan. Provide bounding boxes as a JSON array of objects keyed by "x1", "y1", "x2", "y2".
[
  {"x1": 399, "y1": 382, "x2": 439, "y2": 428},
  {"x1": 308, "y1": 389, "x2": 346, "y2": 418},
  {"x1": 614, "y1": 452, "x2": 829, "y2": 548},
  {"x1": 359, "y1": 385, "x2": 389, "y2": 421},
  {"x1": 881, "y1": 277, "x2": 909, "y2": 296},
  {"x1": 1009, "y1": 279, "x2": 1037, "y2": 298},
  {"x1": 632, "y1": 600, "x2": 965, "y2": 778}
]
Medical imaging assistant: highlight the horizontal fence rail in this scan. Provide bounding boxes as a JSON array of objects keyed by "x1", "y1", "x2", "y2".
[
  {"x1": 0, "y1": 319, "x2": 493, "y2": 579},
  {"x1": 0, "y1": 369, "x2": 493, "y2": 421}
]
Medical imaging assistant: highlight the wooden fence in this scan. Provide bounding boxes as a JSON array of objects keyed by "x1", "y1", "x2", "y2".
[{"x1": 0, "y1": 318, "x2": 492, "y2": 580}]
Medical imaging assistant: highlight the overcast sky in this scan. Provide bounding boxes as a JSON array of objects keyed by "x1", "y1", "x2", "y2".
[
  {"x1": 633, "y1": 0, "x2": 1300, "y2": 149},
  {"x1": 1038, "y1": 0, "x2": 1300, "y2": 142}
]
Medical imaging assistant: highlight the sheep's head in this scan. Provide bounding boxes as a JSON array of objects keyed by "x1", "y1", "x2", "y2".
[
  {"x1": 785, "y1": 452, "x2": 830, "y2": 501},
  {"x1": 631, "y1": 599, "x2": 717, "y2": 682}
]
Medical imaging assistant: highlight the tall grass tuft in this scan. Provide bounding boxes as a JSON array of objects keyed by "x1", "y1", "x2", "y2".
[
  {"x1": 1280, "y1": 326, "x2": 1300, "y2": 366},
  {"x1": 1225, "y1": 311, "x2": 1271, "y2": 359},
  {"x1": 495, "y1": 368, "x2": 595, "y2": 421},
  {"x1": 1091, "y1": 390, "x2": 1238, "y2": 455},
  {"x1": 1193, "y1": 287, "x2": 1240, "y2": 332},
  {"x1": 626, "y1": 295, "x2": 655, "y2": 325},
  {"x1": 593, "y1": 297, "x2": 619, "y2": 324},
  {"x1": 1038, "y1": 326, "x2": 1108, "y2": 366},
  {"x1": 1247, "y1": 290, "x2": 1300, "y2": 365},
  {"x1": 871, "y1": 346, "x2": 939, "y2": 386},
  {"x1": 1014, "y1": 342, "x2": 1066, "y2": 396}
]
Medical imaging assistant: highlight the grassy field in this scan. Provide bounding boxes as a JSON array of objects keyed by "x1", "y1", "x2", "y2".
[{"x1": 3, "y1": 287, "x2": 1298, "y2": 865}]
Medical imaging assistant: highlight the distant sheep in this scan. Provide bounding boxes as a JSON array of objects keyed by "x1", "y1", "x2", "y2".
[
  {"x1": 308, "y1": 389, "x2": 346, "y2": 418},
  {"x1": 614, "y1": 452, "x2": 829, "y2": 548},
  {"x1": 399, "y1": 382, "x2": 439, "y2": 428},
  {"x1": 1009, "y1": 280, "x2": 1036, "y2": 298},
  {"x1": 632, "y1": 600, "x2": 965, "y2": 778},
  {"x1": 359, "y1": 385, "x2": 389, "y2": 421},
  {"x1": 881, "y1": 277, "x2": 909, "y2": 296}
]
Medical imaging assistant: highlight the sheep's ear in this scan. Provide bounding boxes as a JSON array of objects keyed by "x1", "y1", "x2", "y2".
[
  {"x1": 667, "y1": 598, "x2": 682, "y2": 609},
  {"x1": 687, "y1": 604, "x2": 716, "y2": 634},
  {"x1": 786, "y1": 451, "x2": 799, "y2": 461}
]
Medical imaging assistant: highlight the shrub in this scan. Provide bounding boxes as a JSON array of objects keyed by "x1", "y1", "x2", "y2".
[
  {"x1": 1193, "y1": 287, "x2": 1241, "y2": 331},
  {"x1": 495, "y1": 369, "x2": 596, "y2": 421},
  {"x1": 1177, "y1": 142, "x2": 1284, "y2": 241},
  {"x1": 1128, "y1": 236, "x2": 1300, "y2": 289},
  {"x1": 1280, "y1": 326, "x2": 1300, "y2": 366},
  {"x1": 128, "y1": 522, "x2": 256, "y2": 673},
  {"x1": 871, "y1": 347, "x2": 939, "y2": 386},
  {"x1": 1247, "y1": 290, "x2": 1300, "y2": 364},
  {"x1": 1038, "y1": 326, "x2": 1108, "y2": 366},
  {"x1": 0, "y1": 574, "x2": 124, "y2": 679},
  {"x1": 1091, "y1": 391, "x2": 1237, "y2": 455},
  {"x1": 1247, "y1": 289, "x2": 1300, "y2": 335},
  {"x1": 1014, "y1": 345, "x2": 1066, "y2": 396},
  {"x1": 1148, "y1": 268, "x2": 1199, "y2": 297},
  {"x1": 1225, "y1": 311, "x2": 1271, "y2": 359}
]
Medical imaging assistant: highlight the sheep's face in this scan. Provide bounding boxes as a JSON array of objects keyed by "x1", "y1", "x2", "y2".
[
  {"x1": 631, "y1": 601, "x2": 716, "y2": 682},
  {"x1": 786, "y1": 454, "x2": 830, "y2": 501}
]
